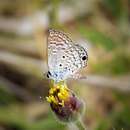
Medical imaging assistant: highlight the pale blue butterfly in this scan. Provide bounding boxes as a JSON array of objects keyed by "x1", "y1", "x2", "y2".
[{"x1": 47, "y1": 29, "x2": 88, "y2": 83}]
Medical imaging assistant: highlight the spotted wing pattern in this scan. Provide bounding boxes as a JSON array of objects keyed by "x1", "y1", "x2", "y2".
[{"x1": 47, "y1": 29, "x2": 88, "y2": 82}]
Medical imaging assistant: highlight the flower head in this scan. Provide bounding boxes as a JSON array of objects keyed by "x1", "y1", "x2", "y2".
[{"x1": 46, "y1": 82, "x2": 84, "y2": 122}]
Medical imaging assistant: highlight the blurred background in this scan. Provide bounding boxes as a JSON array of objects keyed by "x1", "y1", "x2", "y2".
[{"x1": 0, "y1": 0, "x2": 130, "y2": 130}]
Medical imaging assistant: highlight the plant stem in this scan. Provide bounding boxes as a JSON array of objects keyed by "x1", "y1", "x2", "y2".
[{"x1": 75, "y1": 119, "x2": 86, "y2": 130}]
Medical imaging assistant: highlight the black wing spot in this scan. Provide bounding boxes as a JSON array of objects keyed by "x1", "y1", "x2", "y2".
[
  {"x1": 47, "y1": 71, "x2": 51, "y2": 78},
  {"x1": 65, "y1": 67, "x2": 67, "y2": 69},
  {"x1": 62, "y1": 56, "x2": 65, "y2": 58},
  {"x1": 47, "y1": 73, "x2": 49, "y2": 78},
  {"x1": 59, "y1": 64, "x2": 62, "y2": 66},
  {"x1": 82, "y1": 56, "x2": 87, "y2": 60}
]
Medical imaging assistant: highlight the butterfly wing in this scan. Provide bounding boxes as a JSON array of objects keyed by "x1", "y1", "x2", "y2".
[
  {"x1": 47, "y1": 29, "x2": 73, "y2": 56},
  {"x1": 74, "y1": 44, "x2": 88, "y2": 68},
  {"x1": 47, "y1": 29, "x2": 88, "y2": 82}
]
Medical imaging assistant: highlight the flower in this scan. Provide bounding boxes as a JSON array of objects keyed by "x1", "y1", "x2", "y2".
[{"x1": 46, "y1": 82, "x2": 84, "y2": 122}]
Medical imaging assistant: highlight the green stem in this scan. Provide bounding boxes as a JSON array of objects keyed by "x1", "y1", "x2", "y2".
[
  {"x1": 75, "y1": 119, "x2": 86, "y2": 130},
  {"x1": 49, "y1": 0, "x2": 60, "y2": 27}
]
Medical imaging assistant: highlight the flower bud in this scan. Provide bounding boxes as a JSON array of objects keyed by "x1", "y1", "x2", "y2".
[{"x1": 46, "y1": 83, "x2": 84, "y2": 122}]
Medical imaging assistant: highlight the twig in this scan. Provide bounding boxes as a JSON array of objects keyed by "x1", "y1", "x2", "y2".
[
  {"x1": 78, "y1": 75, "x2": 130, "y2": 92},
  {"x1": 0, "y1": 38, "x2": 40, "y2": 58},
  {"x1": 0, "y1": 50, "x2": 47, "y2": 78}
]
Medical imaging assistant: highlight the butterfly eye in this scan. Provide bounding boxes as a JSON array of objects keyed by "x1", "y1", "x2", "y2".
[{"x1": 82, "y1": 56, "x2": 87, "y2": 60}]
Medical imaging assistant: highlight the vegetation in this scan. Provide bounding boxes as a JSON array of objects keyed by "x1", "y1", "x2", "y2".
[{"x1": 0, "y1": 0, "x2": 130, "y2": 130}]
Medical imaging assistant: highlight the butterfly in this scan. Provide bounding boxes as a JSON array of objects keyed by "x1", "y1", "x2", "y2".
[{"x1": 46, "y1": 29, "x2": 88, "y2": 83}]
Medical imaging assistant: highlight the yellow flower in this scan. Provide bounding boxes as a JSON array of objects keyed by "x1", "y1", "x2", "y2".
[
  {"x1": 46, "y1": 81, "x2": 84, "y2": 122},
  {"x1": 46, "y1": 82, "x2": 69, "y2": 106}
]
